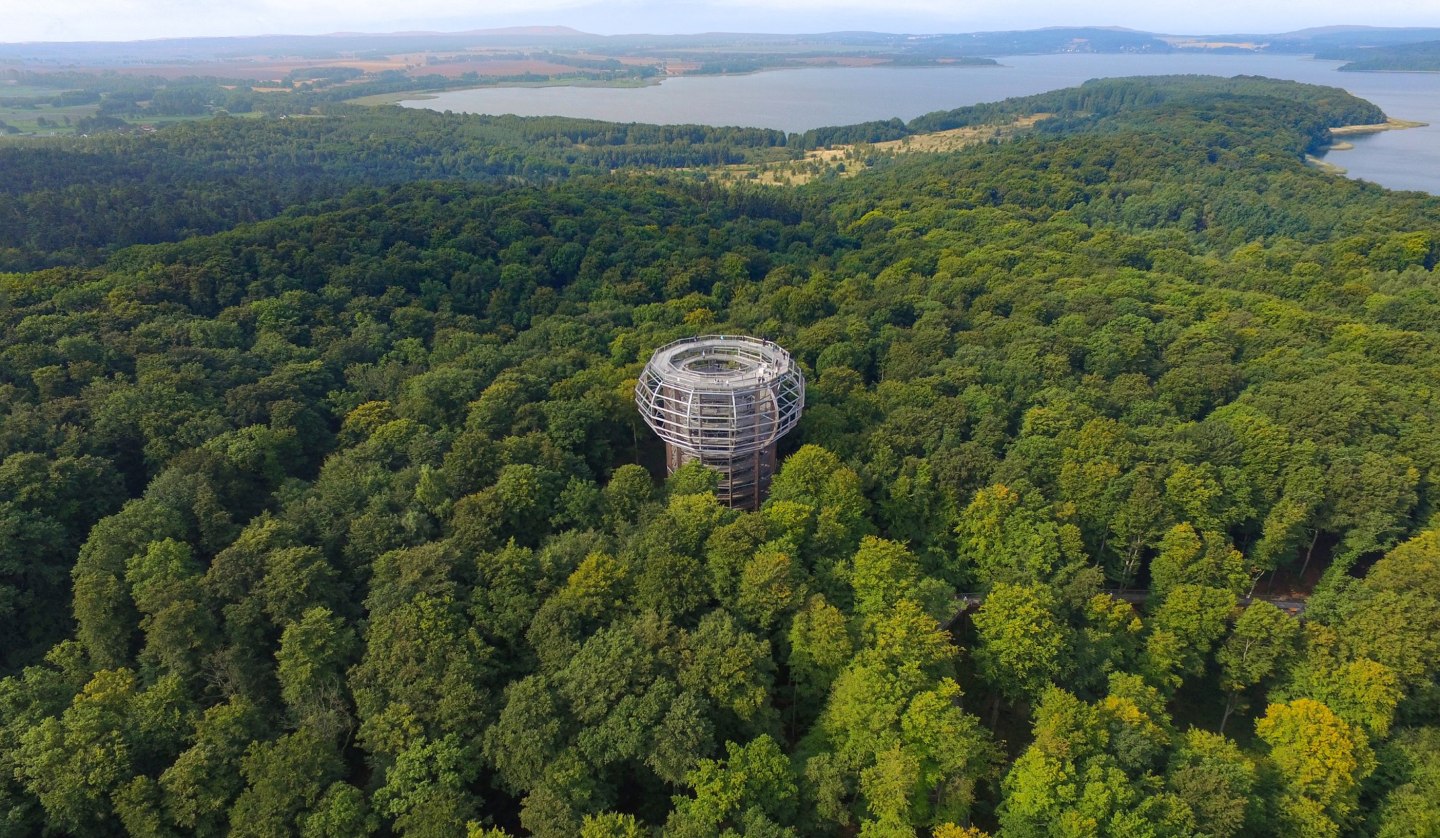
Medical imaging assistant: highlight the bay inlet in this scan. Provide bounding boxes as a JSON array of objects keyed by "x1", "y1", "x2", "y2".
[{"x1": 401, "y1": 53, "x2": 1440, "y2": 195}]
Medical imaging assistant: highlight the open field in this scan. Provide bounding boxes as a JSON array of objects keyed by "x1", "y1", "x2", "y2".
[
  {"x1": 0, "y1": 83, "x2": 79, "y2": 96},
  {"x1": 708, "y1": 113, "x2": 1051, "y2": 185},
  {"x1": 0, "y1": 102, "x2": 98, "y2": 134},
  {"x1": 405, "y1": 59, "x2": 601, "y2": 78},
  {"x1": 13, "y1": 59, "x2": 411, "y2": 81},
  {"x1": 871, "y1": 114, "x2": 1051, "y2": 151},
  {"x1": 10, "y1": 52, "x2": 655, "y2": 84},
  {"x1": 0, "y1": 101, "x2": 264, "y2": 137},
  {"x1": 0, "y1": 29, "x2": 1005, "y2": 94}
]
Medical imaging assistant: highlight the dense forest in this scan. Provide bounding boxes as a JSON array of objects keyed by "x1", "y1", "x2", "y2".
[
  {"x1": 0, "y1": 75, "x2": 1390, "y2": 273},
  {"x1": 0, "y1": 106, "x2": 790, "y2": 272},
  {"x1": 2, "y1": 75, "x2": 1440, "y2": 836}
]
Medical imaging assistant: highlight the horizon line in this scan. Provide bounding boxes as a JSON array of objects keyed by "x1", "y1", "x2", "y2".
[{"x1": 2, "y1": 22, "x2": 1437, "y2": 49}]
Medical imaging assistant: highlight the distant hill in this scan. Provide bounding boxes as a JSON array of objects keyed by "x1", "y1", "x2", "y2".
[
  {"x1": 0, "y1": 25, "x2": 1172, "y2": 68},
  {"x1": 0, "y1": 27, "x2": 601, "y2": 63},
  {"x1": 1317, "y1": 40, "x2": 1440, "y2": 72},
  {"x1": 1192, "y1": 26, "x2": 1440, "y2": 53},
  {"x1": 905, "y1": 27, "x2": 1172, "y2": 56},
  {"x1": 6, "y1": 24, "x2": 1440, "y2": 69},
  {"x1": 451, "y1": 26, "x2": 589, "y2": 37}
]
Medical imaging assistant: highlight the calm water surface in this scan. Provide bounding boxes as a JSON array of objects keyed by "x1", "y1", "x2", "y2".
[{"x1": 401, "y1": 54, "x2": 1440, "y2": 194}]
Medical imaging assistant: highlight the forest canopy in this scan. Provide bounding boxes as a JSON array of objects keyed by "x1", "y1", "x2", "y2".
[{"x1": 1, "y1": 75, "x2": 1439, "y2": 836}]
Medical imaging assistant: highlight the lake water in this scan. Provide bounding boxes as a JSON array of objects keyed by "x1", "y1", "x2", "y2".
[{"x1": 400, "y1": 53, "x2": 1440, "y2": 194}]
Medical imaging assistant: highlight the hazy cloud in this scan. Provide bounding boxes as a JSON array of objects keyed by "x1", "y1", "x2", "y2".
[{"x1": 5, "y1": 0, "x2": 1439, "y2": 43}]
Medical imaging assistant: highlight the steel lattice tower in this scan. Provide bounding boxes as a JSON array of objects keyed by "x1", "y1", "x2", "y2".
[{"x1": 635, "y1": 335, "x2": 805, "y2": 510}]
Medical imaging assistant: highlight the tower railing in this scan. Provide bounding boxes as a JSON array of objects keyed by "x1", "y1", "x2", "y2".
[{"x1": 636, "y1": 335, "x2": 804, "y2": 509}]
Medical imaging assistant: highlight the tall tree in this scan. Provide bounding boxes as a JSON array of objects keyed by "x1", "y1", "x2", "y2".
[
  {"x1": 1216, "y1": 601, "x2": 1299, "y2": 732},
  {"x1": 972, "y1": 582, "x2": 1065, "y2": 723},
  {"x1": 1255, "y1": 698, "x2": 1375, "y2": 835}
]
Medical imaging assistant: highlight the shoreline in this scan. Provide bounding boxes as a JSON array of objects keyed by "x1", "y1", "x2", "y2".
[
  {"x1": 1339, "y1": 68, "x2": 1440, "y2": 75},
  {"x1": 359, "y1": 60, "x2": 1004, "y2": 106},
  {"x1": 1317, "y1": 118, "x2": 1428, "y2": 160},
  {"x1": 1305, "y1": 154, "x2": 1347, "y2": 175},
  {"x1": 1329, "y1": 118, "x2": 1428, "y2": 137},
  {"x1": 352, "y1": 76, "x2": 664, "y2": 106}
]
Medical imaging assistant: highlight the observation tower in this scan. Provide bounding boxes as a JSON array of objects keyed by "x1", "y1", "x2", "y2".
[{"x1": 635, "y1": 335, "x2": 805, "y2": 510}]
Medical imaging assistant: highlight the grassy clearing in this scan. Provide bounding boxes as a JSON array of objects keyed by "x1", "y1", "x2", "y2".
[
  {"x1": 0, "y1": 102, "x2": 99, "y2": 135},
  {"x1": 0, "y1": 84, "x2": 80, "y2": 97},
  {"x1": 0, "y1": 105, "x2": 259, "y2": 138},
  {"x1": 348, "y1": 92, "x2": 434, "y2": 106},
  {"x1": 708, "y1": 113, "x2": 1051, "y2": 186}
]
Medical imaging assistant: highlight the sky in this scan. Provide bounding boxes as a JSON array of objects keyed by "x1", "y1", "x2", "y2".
[{"x1": 5, "y1": 0, "x2": 1440, "y2": 44}]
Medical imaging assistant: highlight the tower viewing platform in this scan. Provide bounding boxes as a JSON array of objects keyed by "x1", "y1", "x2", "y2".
[{"x1": 635, "y1": 335, "x2": 805, "y2": 510}]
